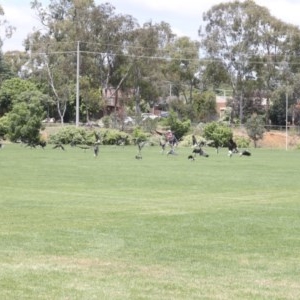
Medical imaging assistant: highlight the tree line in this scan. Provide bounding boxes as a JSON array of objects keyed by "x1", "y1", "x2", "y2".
[{"x1": 0, "y1": 0, "x2": 300, "y2": 143}]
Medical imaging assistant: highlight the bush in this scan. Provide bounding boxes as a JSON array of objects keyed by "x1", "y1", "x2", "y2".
[
  {"x1": 49, "y1": 126, "x2": 133, "y2": 146},
  {"x1": 49, "y1": 126, "x2": 97, "y2": 145},
  {"x1": 0, "y1": 115, "x2": 9, "y2": 139},
  {"x1": 102, "y1": 129, "x2": 130, "y2": 145},
  {"x1": 164, "y1": 111, "x2": 191, "y2": 140},
  {"x1": 6, "y1": 94, "x2": 46, "y2": 143},
  {"x1": 235, "y1": 136, "x2": 251, "y2": 148},
  {"x1": 181, "y1": 134, "x2": 206, "y2": 147},
  {"x1": 132, "y1": 127, "x2": 148, "y2": 142},
  {"x1": 203, "y1": 122, "x2": 233, "y2": 147},
  {"x1": 102, "y1": 116, "x2": 111, "y2": 128}
]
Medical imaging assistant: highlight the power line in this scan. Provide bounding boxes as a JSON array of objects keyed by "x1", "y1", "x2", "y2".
[
  {"x1": 24, "y1": 40, "x2": 300, "y2": 66},
  {"x1": 27, "y1": 40, "x2": 200, "y2": 56},
  {"x1": 28, "y1": 49, "x2": 300, "y2": 66}
]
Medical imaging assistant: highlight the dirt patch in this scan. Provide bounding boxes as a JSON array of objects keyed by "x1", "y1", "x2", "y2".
[
  {"x1": 235, "y1": 129, "x2": 300, "y2": 149},
  {"x1": 259, "y1": 131, "x2": 286, "y2": 148},
  {"x1": 260, "y1": 131, "x2": 300, "y2": 148}
]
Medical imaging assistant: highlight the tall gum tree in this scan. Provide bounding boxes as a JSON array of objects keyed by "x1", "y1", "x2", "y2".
[
  {"x1": 0, "y1": 5, "x2": 15, "y2": 49},
  {"x1": 124, "y1": 21, "x2": 175, "y2": 117},
  {"x1": 28, "y1": 0, "x2": 138, "y2": 123},
  {"x1": 164, "y1": 36, "x2": 200, "y2": 106},
  {"x1": 200, "y1": 0, "x2": 300, "y2": 123},
  {"x1": 0, "y1": 5, "x2": 16, "y2": 84}
]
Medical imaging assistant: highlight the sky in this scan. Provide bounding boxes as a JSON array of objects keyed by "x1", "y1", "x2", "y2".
[{"x1": 1, "y1": 0, "x2": 300, "y2": 52}]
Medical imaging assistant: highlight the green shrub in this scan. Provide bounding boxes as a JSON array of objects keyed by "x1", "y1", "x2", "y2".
[
  {"x1": 235, "y1": 136, "x2": 251, "y2": 148},
  {"x1": 102, "y1": 116, "x2": 111, "y2": 128},
  {"x1": 203, "y1": 121, "x2": 233, "y2": 147},
  {"x1": 132, "y1": 127, "x2": 147, "y2": 142},
  {"x1": 49, "y1": 126, "x2": 132, "y2": 146},
  {"x1": 102, "y1": 129, "x2": 129, "y2": 145},
  {"x1": 181, "y1": 134, "x2": 206, "y2": 147},
  {"x1": 0, "y1": 115, "x2": 9, "y2": 139},
  {"x1": 164, "y1": 111, "x2": 191, "y2": 140},
  {"x1": 49, "y1": 126, "x2": 93, "y2": 145}
]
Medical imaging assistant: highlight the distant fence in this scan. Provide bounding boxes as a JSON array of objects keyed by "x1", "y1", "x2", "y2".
[
  {"x1": 228, "y1": 124, "x2": 300, "y2": 135},
  {"x1": 264, "y1": 125, "x2": 300, "y2": 134}
]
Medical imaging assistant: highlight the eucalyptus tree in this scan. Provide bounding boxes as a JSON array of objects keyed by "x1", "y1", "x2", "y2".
[
  {"x1": 28, "y1": 0, "x2": 88, "y2": 123},
  {"x1": 163, "y1": 36, "x2": 200, "y2": 105},
  {"x1": 3, "y1": 51, "x2": 30, "y2": 79},
  {"x1": 193, "y1": 90, "x2": 217, "y2": 122},
  {"x1": 269, "y1": 70, "x2": 300, "y2": 126},
  {"x1": 124, "y1": 21, "x2": 175, "y2": 116},
  {"x1": 0, "y1": 5, "x2": 15, "y2": 46},
  {"x1": 79, "y1": 75, "x2": 102, "y2": 122},
  {"x1": 0, "y1": 5, "x2": 16, "y2": 84},
  {"x1": 87, "y1": 3, "x2": 138, "y2": 120},
  {"x1": 245, "y1": 113, "x2": 265, "y2": 147},
  {"x1": 200, "y1": 0, "x2": 300, "y2": 123},
  {"x1": 28, "y1": 0, "x2": 138, "y2": 124},
  {"x1": 269, "y1": 89, "x2": 288, "y2": 126},
  {"x1": 290, "y1": 73, "x2": 300, "y2": 125}
]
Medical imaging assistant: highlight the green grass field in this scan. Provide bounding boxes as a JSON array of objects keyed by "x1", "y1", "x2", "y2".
[{"x1": 1, "y1": 143, "x2": 300, "y2": 299}]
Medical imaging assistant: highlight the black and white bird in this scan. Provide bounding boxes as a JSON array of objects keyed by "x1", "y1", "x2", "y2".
[
  {"x1": 53, "y1": 143, "x2": 65, "y2": 150},
  {"x1": 39, "y1": 140, "x2": 47, "y2": 149},
  {"x1": 191, "y1": 135, "x2": 209, "y2": 158},
  {"x1": 94, "y1": 131, "x2": 101, "y2": 144},
  {"x1": 192, "y1": 135, "x2": 206, "y2": 148},
  {"x1": 192, "y1": 135, "x2": 200, "y2": 148},
  {"x1": 192, "y1": 147, "x2": 209, "y2": 157},
  {"x1": 240, "y1": 150, "x2": 251, "y2": 156},
  {"x1": 228, "y1": 138, "x2": 239, "y2": 157}
]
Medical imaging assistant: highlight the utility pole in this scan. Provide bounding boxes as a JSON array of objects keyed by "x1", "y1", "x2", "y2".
[{"x1": 76, "y1": 41, "x2": 80, "y2": 126}]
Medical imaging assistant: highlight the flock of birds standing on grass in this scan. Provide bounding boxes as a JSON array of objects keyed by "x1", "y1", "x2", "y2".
[{"x1": 0, "y1": 130, "x2": 251, "y2": 160}]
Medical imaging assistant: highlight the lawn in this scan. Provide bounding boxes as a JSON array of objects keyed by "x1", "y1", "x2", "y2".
[{"x1": 0, "y1": 143, "x2": 300, "y2": 299}]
